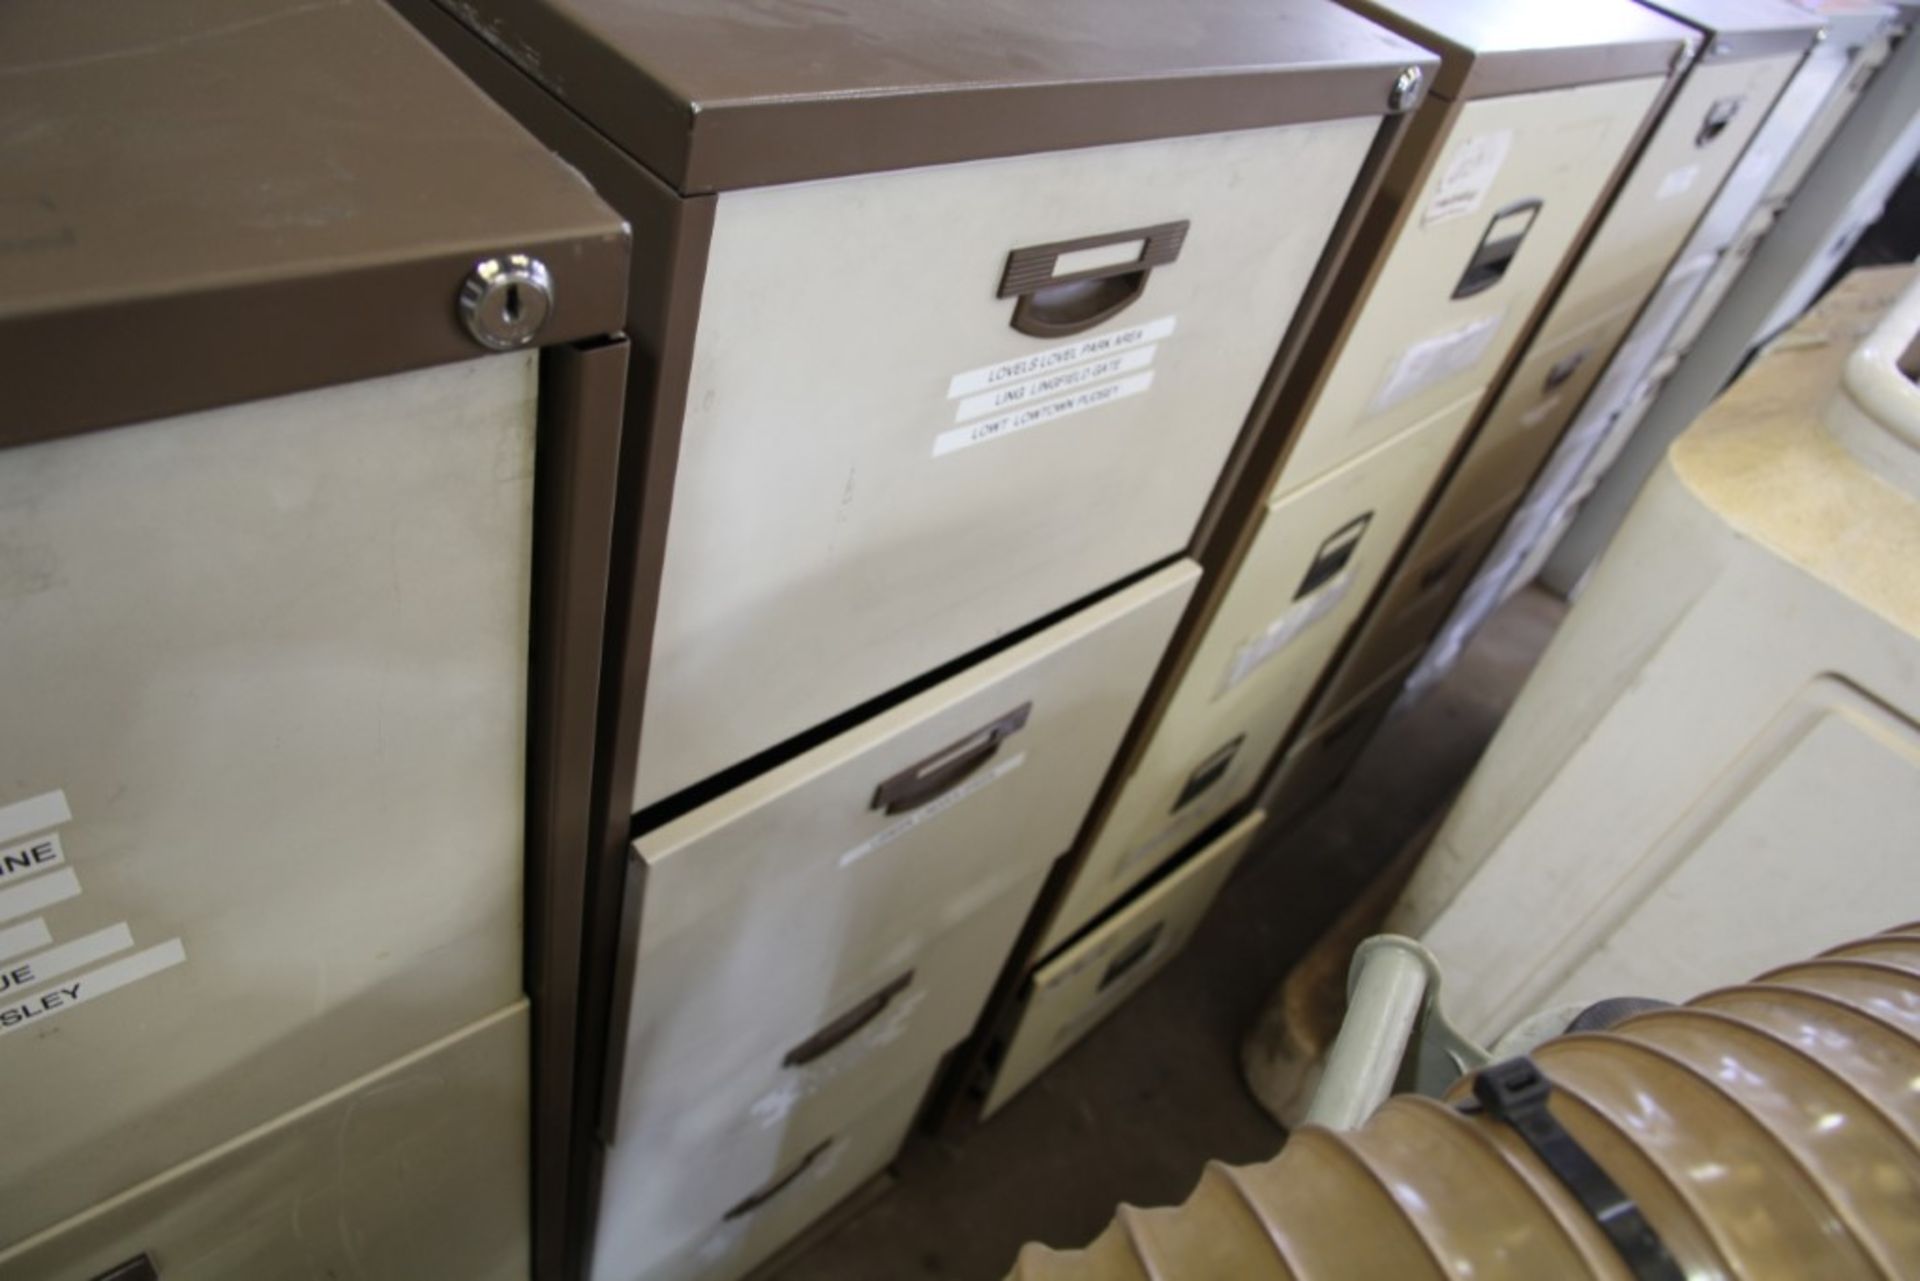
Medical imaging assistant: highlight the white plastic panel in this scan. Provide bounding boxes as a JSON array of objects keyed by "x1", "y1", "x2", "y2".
[
  {"x1": 639, "y1": 116, "x2": 1381, "y2": 807},
  {"x1": 0, "y1": 355, "x2": 536, "y2": 1242},
  {"x1": 1044, "y1": 395, "x2": 1467, "y2": 953},
  {"x1": 1269, "y1": 75, "x2": 1666, "y2": 499},
  {"x1": 0, "y1": 1003, "x2": 531, "y2": 1281},
  {"x1": 1400, "y1": 270, "x2": 1920, "y2": 1040},
  {"x1": 983, "y1": 810, "x2": 1266, "y2": 1117}
]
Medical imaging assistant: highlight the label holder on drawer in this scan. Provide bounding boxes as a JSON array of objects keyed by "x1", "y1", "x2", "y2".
[
  {"x1": 999, "y1": 222, "x2": 1187, "y2": 339},
  {"x1": 871, "y1": 703, "x2": 1031, "y2": 816}
]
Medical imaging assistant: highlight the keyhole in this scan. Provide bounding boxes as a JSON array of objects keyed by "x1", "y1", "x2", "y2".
[{"x1": 503, "y1": 282, "x2": 523, "y2": 325}]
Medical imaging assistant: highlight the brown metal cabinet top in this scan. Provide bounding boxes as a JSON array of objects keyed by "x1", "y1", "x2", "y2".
[
  {"x1": 1340, "y1": 0, "x2": 1701, "y2": 100},
  {"x1": 1636, "y1": 0, "x2": 1829, "y2": 59},
  {"x1": 2, "y1": 0, "x2": 630, "y2": 446},
  {"x1": 415, "y1": 0, "x2": 1437, "y2": 194}
]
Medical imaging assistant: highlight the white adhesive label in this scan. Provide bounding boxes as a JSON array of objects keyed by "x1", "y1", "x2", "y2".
[
  {"x1": 0, "y1": 937, "x2": 185, "y2": 1037},
  {"x1": 1219, "y1": 569, "x2": 1356, "y2": 696},
  {"x1": 0, "y1": 919, "x2": 52, "y2": 965},
  {"x1": 0, "y1": 790, "x2": 70, "y2": 847},
  {"x1": 0, "y1": 922, "x2": 133, "y2": 997},
  {"x1": 1656, "y1": 164, "x2": 1701, "y2": 201},
  {"x1": 1424, "y1": 131, "x2": 1513, "y2": 225},
  {"x1": 933, "y1": 372, "x2": 1154, "y2": 457},
  {"x1": 0, "y1": 867, "x2": 81, "y2": 925},
  {"x1": 1370, "y1": 311, "x2": 1504, "y2": 415},
  {"x1": 0, "y1": 832, "x2": 65, "y2": 886},
  {"x1": 953, "y1": 346, "x2": 1156, "y2": 423},
  {"x1": 839, "y1": 751, "x2": 1027, "y2": 868},
  {"x1": 947, "y1": 316, "x2": 1176, "y2": 398}
]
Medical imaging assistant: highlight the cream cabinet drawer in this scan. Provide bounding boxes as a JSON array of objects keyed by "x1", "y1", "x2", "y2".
[
  {"x1": 1428, "y1": 302, "x2": 1638, "y2": 548},
  {"x1": 0, "y1": 1003, "x2": 529, "y2": 1281},
  {"x1": 1546, "y1": 53, "x2": 1801, "y2": 331},
  {"x1": 594, "y1": 871, "x2": 1041, "y2": 1281},
  {"x1": 636, "y1": 119, "x2": 1380, "y2": 808},
  {"x1": 1268, "y1": 75, "x2": 1666, "y2": 499},
  {"x1": 983, "y1": 811, "x2": 1266, "y2": 1117},
  {"x1": 1320, "y1": 506, "x2": 1508, "y2": 715},
  {"x1": 0, "y1": 357, "x2": 536, "y2": 1244},
  {"x1": 593, "y1": 1063, "x2": 934, "y2": 1281},
  {"x1": 1042, "y1": 394, "x2": 1468, "y2": 953},
  {"x1": 1265, "y1": 657, "x2": 1413, "y2": 833},
  {"x1": 592, "y1": 563, "x2": 1197, "y2": 1278}
]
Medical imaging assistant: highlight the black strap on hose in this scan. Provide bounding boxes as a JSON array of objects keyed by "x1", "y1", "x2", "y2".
[{"x1": 1462, "y1": 1057, "x2": 1684, "y2": 1281}]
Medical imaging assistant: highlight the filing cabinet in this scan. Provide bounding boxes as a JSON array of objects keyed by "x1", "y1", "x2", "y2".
[
  {"x1": 1041, "y1": 400, "x2": 1466, "y2": 954},
  {"x1": 401, "y1": 0, "x2": 1436, "y2": 815},
  {"x1": 0, "y1": 1005, "x2": 533, "y2": 1281},
  {"x1": 0, "y1": 1, "x2": 628, "y2": 1274},
  {"x1": 591, "y1": 563, "x2": 1198, "y2": 1280},
  {"x1": 1346, "y1": 0, "x2": 1821, "y2": 712},
  {"x1": 1537, "y1": 0, "x2": 1912, "y2": 598},
  {"x1": 982, "y1": 812, "x2": 1268, "y2": 1118},
  {"x1": 1260, "y1": 656, "x2": 1418, "y2": 832},
  {"x1": 1020, "y1": 0, "x2": 1692, "y2": 963}
]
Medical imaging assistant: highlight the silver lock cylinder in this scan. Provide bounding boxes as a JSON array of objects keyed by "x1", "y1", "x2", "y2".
[
  {"x1": 459, "y1": 254, "x2": 555, "y2": 350},
  {"x1": 1389, "y1": 65, "x2": 1424, "y2": 113}
]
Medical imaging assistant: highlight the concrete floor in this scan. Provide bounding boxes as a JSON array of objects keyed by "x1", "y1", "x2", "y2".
[{"x1": 770, "y1": 588, "x2": 1566, "y2": 1281}]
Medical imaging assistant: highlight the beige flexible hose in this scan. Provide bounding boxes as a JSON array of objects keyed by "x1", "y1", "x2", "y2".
[{"x1": 1009, "y1": 924, "x2": 1920, "y2": 1280}]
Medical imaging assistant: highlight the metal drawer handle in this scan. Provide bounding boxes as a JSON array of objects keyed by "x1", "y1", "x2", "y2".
[
  {"x1": 871, "y1": 702, "x2": 1031, "y2": 816},
  {"x1": 1000, "y1": 222, "x2": 1187, "y2": 339},
  {"x1": 1098, "y1": 921, "x2": 1166, "y2": 993},
  {"x1": 783, "y1": 971, "x2": 916, "y2": 1068},
  {"x1": 1697, "y1": 96, "x2": 1743, "y2": 147},
  {"x1": 722, "y1": 1139, "x2": 834, "y2": 1221}
]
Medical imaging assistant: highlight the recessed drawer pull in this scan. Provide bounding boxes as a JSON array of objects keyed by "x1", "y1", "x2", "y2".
[
  {"x1": 783, "y1": 971, "x2": 916, "y2": 1068},
  {"x1": 721, "y1": 1139, "x2": 834, "y2": 1221},
  {"x1": 871, "y1": 702, "x2": 1031, "y2": 815},
  {"x1": 999, "y1": 222, "x2": 1188, "y2": 339}
]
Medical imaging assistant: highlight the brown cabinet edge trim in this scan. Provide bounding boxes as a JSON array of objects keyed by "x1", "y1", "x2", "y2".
[
  {"x1": 2, "y1": 230, "x2": 629, "y2": 450},
  {"x1": 526, "y1": 336, "x2": 629, "y2": 1281},
  {"x1": 415, "y1": 0, "x2": 1435, "y2": 196}
]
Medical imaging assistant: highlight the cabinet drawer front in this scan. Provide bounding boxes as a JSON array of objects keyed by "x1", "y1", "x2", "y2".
[
  {"x1": 1045, "y1": 395, "x2": 1469, "y2": 953},
  {"x1": 597, "y1": 870, "x2": 1041, "y2": 1280},
  {"x1": 1270, "y1": 75, "x2": 1665, "y2": 500},
  {"x1": 1318, "y1": 509, "x2": 1505, "y2": 718},
  {"x1": 0, "y1": 1004, "x2": 529, "y2": 1281},
  {"x1": 0, "y1": 357, "x2": 535, "y2": 1242},
  {"x1": 591, "y1": 1064, "x2": 933, "y2": 1281},
  {"x1": 1437, "y1": 301, "x2": 1641, "y2": 540},
  {"x1": 984, "y1": 811, "x2": 1265, "y2": 1117},
  {"x1": 622, "y1": 560, "x2": 1194, "y2": 1034},
  {"x1": 1266, "y1": 657, "x2": 1414, "y2": 833},
  {"x1": 636, "y1": 117, "x2": 1378, "y2": 807},
  {"x1": 1547, "y1": 53, "x2": 1802, "y2": 333}
]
